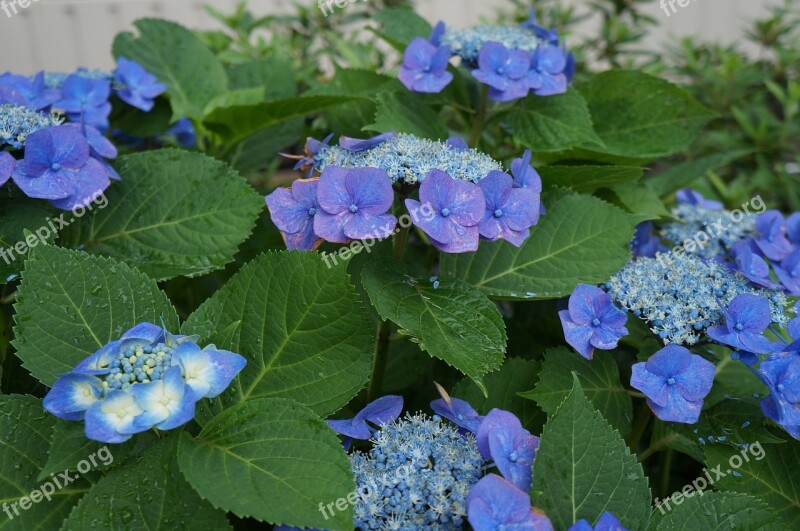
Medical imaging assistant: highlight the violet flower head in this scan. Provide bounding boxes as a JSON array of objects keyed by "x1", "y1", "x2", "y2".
[
  {"x1": 477, "y1": 170, "x2": 540, "y2": 247},
  {"x1": 265, "y1": 178, "x2": 323, "y2": 251},
  {"x1": 558, "y1": 284, "x2": 628, "y2": 360},
  {"x1": 476, "y1": 408, "x2": 539, "y2": 491},
  {"x1": 774, "y1": 248, "x2": 800, "y2": 295},
  {"x1": 754, "y1": 210, "x2": 794, "y2": 261},
  {"x1": 467, "y1": 474, "x2": 553, "y2": 531},
  {"x1": 472, "y1": 41, "x2": 531, "y2": 102},
  {"x1": 528, "y1": 46, "x2": 569, "y2": 96},
  {"x1": 314, "y1": 166, "x2": 397, "y2": 243},
  {"x1": 339, "y1": 132, "x2": 394, "y2": 152},
  {"x1": 398, "y1": 38, "x2": 453, "y2": 94},
  {"x1": 287, "y1": 133, "x2": 333, "y2": 176},
  {"x1": 522, "y1": 8, "x2": 560, "y2": 45},
  {"x1": 0, "y1": 72, "x2": 60, "y2": 110},
  {"x1": 631, "y1": 222, "x2": 663, "y2": 258},
  {"x1": 675, "y1": 188, "x2": 723, "y2": 210},
  {"x1": 734, "y1": 244, "x2": 783, "y2": 289},
  {"x1": 56, "y1": 75, "x2": 112, "y2": 131},
  {"x1": 568, "y1": 512, "x2": 629, "y2": 531},
  {"x1": 429, "y1": 21, "x2": 446, "y2": 47},
  {"x1": 327, "y1": 395, "x2": 403, "y2": 440},
  {"x1": 759, "y1": 352, "x2": 800, "y2": 431},
  {"x1": 787, "y1": 212, "x2": 800, "y2": 245},
  {"x1": 630, "y1": 344, "x2": 715, "y2": 424},
  {"x1": 430, "y1": 382, "x2": 484, "y2": 433},
  {"x1": 446, "y1": 136, "x2": 469, "y2": 151},
  {"x1": 706, "y1": 294, "x2": 778, "y2": 354},
  {"x1": 113, "y1": 57, "x2": 167, "y2": 112},
  {"x1": 510, "y1": 150, "x2": 542, "y2": 192},
  {"x1": 0, "y1": 151, "x2": 14, "y2": 187},
  {"x1": 405, "y1": 169, "x2": 485, "y2": 253}
]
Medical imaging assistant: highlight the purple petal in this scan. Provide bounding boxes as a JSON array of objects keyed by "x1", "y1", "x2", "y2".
[
  {"x1": 673, "y1": 355, "x2": 715, "y2": 402},
  {"x1": 0, "y1": 151, "x2": 14, "y2": 187},
  {"x1": 590, "y1": 323, "x2": 626, "y2": 350},
  {"x1": 567, "y1": 284, "x2": 602, "y2": 325},
  {"x1": 49, "y1": 158, "x2": 111, "y2": 211},
  {"x1": 448, "y1": 179, "x2": 485, "y2": 227},
  {"x1": 11, "y1": 159, "x2": 72, "y2": 200},
  {"x1": 728, "y1": 294, "x2": 772, "y2": 333},
  {"x1": 406, "y1": 198, "x2": 452, "y2": 244},
  {"x1": 467, "y1": 474, "x2": 543, "y2": 529},
  {"x1": 476, "y1": 408, "x2": 523, "y2": 460},
  {"x1": 478, "y1": 42, "x2": 510, "y2": 72},
  {"x1": 265, "y1": 183, "x2": 316, "y2": 235},
  {"x1": 313, "y1": 209, "x2": 350, "y2": 244},
  {"x1": 402, "y1": 38, "x2": 436, "y2": 70},
  {"x1": 559, "y1": 310, "x2": 594, "y2": 359},
  {"x1": 534, "y1": 73, "x2": 568, "y2": 96},
  {"x1": 356, "y1": 395, "x2": 403, "y2": 426},
  {"x1": 534, "y1": 47, "x2": 567, "y2": 75},
  {"x1": 411, "y1": 70, "x2": 453, "y2": 93},
  {"x1": 317, "y1": 166, "x2": 352, "y2": 213},
  {"x1": 327, "y1": 418, "x2": 371, "y2": 440},
  {"x1": 339, "y1": 133, "x2": 395, "y2": 153},
  {"x1": 647, "y1": 391, "x2": 704, "y2": 424},
  {"x1": 505, "y1": 50, "x2": 532, "y2": 80},
  {"x1": 630, "y1": 362, "x2": 670, "y2": 407},
  {"x1": 644, "y1": 344, "x2": 692, "y2": 378},
  {"x1": 342, "y1": 211, "x2": 398, "y2": 240},
  {"x1": 418, "y1": 169, "x2": 455, "y2": 210},
  {"x1": 429, "y1": 224, "x2": 480, "y2": 253},
  {"x1": 344, "y1": 167, "x2": 394, "y2": 214}
]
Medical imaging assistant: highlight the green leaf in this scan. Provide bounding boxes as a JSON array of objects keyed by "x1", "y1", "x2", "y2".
[
  {"x1": 452, "y1": 357, "x2": 545, "y2": 432},
  {"x1": 703, "y1": 440, "x2": 800, "y2": 526},
  {"x1": 366, "y1": 92, "x2": 447, "y2": 140},
  {"x1": 611, "y1": 181, "x2": 671, "y2": 219},
  {"x1": 537, "y1": 165, "x2": 643, "y2": 193},
  {"x1": 63, "y1": 434, "x2": 230, "y2": 530},
  {"x1": 521, "y1": 347, "x2": 633, "y2": 433},
  {"x1": 0, "y1": 395, "x2": 89, "y2": 530},
  {"x1": 226, "y1": 58, "x2": 297, "y2": 97},
  {"x1": 691, "y1": 399, "x2": 785, "y2": 446},
  {"x1": 112, "y1": 18, "x2": 228, "y2": 121},
  {"x1": 508, "y1": 88, "x2": 602, "y2": 152},
  {"x1": 373, "y1": 7, "x2": 432, "y2": 49},
  {"x1": 203, "y1": 95, "x2": 363, "y2": 147},
  {"x1": 361, "y1": 258, "x2": 506, "y2": 387},
  {"x1": 647, "y1": 150, "x2": 753, "y2": 198},
  {"x1": 440, "y1": 191, "x2": 637, "y2": 300},
  {"x1": 532, "y1": 377, "x2": 651, "y2": 529},
  {"x1": 177, "y1": 398, "x2": 354, "y2": 530},
  {"x1": 12, "y1": 245, "x2": 178, "y2": 386},
  {"x1": 653, "y1": 491, "x2": 783, "y2": 530},
  {"x1": 578, "y1": 71, "x2": 715, "y2": 159},
  {"x1": 0, "y1": 196, "x2": 55, "y2": 283},
  {"x1": 182, "y1": 251, "x2": 373, "y2": 417},
  {"x1": 62, "y1": 149, "x2": 263, "y2": 281},
  {"x1": 38, "y1": 421, "x2": 135, "y2": 481}
]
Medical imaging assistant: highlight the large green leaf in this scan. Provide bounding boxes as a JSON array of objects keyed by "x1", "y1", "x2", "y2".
[
  {"x1": 62, "y1": 149, "x2": 263, "y2": 281},
  {"x1": 652, "y1": 491, "x2": 783, "y2": 530},
  {"x1": 537, "y1": 165, "x2": 643, "y2": 193},
  {"x1": 113, "y1": 18, "x2": 228, "y2": 121},
  {"x1": 177, "y1": 398, "x2": 354, "y2": 530},
  {"x1": 373, "y1": 7, "x2": 432, "y2": 49},
  {"x1": 362, "y1": 259, "x2": 506, "y2": 388},
  {"x1": 0, "y1": 196, "x2": 55, "y2": 283},
  {"x1": 578, "y1": 71, "x2": 715, "y2": 159},
  {"x1": 38, "y1": 421, "x2": 135, "y2": 481},
  {"x1": 703, "y1": 440, "x2": 800, "y2": 526},
  {"x1": 182, "y1": 251, "x2": 373, "y2": 417},
  {"x1": 441, "y1": 191, "x2": 638, "y2": 300},
  {"x1": 647, "y1": 150, "x2": 753, "y2": 198},
  {"x1": 0, "y1": 395, "x2": 89, "y2": 530},
  {"x1": 532, "y1": 377, "x2": 651, "y2": 529},
  {"x1": 521, "y1": 347, "x2": 632, "y2": 434},
  {"x1": 508, "y1": 88, "x2": 602, "y2": 152},
  {"x1": 63, "y1": 435, "x2": 229, "y2": 530},
  {"x1": 366, "y1": 92, "x2": 447, "y2": 140},
  {"x1": 12, "y1": 245, "x2": 178, "y2": 386}
]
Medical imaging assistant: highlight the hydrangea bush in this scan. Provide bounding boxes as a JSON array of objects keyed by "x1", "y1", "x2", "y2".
[{"x1": 0, "y1": 2, "x2": 798, "y2": 530}]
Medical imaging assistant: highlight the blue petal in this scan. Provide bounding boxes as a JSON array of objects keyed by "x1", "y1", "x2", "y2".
[
  {"x1": 43, "y1": 373, "x2": 103, "y2": 421},
  {"x1": 174, "y1": 342, "x2": 246, "y2": 398},
  {"x1": 84, "y1": 389, "x2": 147, "y2": 443}
]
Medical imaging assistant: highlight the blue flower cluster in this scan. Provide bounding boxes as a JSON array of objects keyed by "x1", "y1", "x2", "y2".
[
  {"x1": 43, "y1": 323, "x2": 246, "y2": 443},
  {"x1": 559, "y1": 283, "x2": 629, "y2": 360},
  {"x1": 660, "y1": 203, "x2": 756, "y2": 259},
  {"x1": 606, "y1": 251, "x2": 790, "y2": 345},
  {"x1": 0, "y1": 103, "x2": 63, "y2": 150},
  {"x1": 269, "y1": 133, "x2": 543, "y2": 253},
  {"x1": 398, "y1": 10, "x2": 574, "y2": 101}
]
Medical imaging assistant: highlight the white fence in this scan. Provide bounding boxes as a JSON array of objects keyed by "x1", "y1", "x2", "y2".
[{"x1": 0, "y1": 0, "x2": 784, "y2": 74}]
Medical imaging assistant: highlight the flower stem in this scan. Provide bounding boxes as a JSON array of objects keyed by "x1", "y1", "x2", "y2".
[
  {"x1": 625, "y1": 403, "x2": 652, "y2": 453},
  {"x1": 468, "y1": 85, "x2": 489, "y2": 148}
]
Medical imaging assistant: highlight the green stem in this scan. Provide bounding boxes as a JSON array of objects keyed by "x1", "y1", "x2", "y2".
[
  {"x1": 625, "y1": 403, "x2": 652, "y2": 453},
  {"x1": 468, "y1": 85, "x2": 489, "y2": 148},
  {"x1": 659, "y1": 448, "x2": 674, "y2": 499}
]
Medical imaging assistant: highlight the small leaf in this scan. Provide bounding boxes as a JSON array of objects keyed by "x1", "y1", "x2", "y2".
[
  {"x1": 366, "y1": 92, "x2": 448, "y2": 140},
  {"x1": 653, "y1": 491, "x2": 783, "y2": 530},
  {"x1": 373, "y1": 8, "x2": 432, "y2": 49},
  {"x1": 38, "y1": 421, "x2": 135, "y2": 481},
  {"x1": 538, "y1": 165, "x2": 643, "y2": 193},
  {"x1": 0, "y1": 195, "x2": 55, "y2": 283}
]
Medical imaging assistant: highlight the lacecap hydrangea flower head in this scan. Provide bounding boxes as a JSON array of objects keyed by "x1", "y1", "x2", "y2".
[
  {"x1": 398, "y1": 9, "x2": 574, "y2": 101},
  {"x1": 267, "y1": 132, "x2": 543, "y2": 254},
  {"x1": 43, "y1": 323, "x2": 246, "y2": 443}
]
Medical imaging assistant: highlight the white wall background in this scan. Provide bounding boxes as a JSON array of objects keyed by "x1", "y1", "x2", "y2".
[{"x1": 0, "y1": 0, "x2": 783, "y2": 74}]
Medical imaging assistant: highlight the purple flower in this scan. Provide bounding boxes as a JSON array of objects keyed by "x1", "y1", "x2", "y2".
[
  {"x1": 510, "y1": 150, "x2": 542, "y2": 192},
  {"x1": 787, "y1": 212, "x2": 800, "y2": 245},
  {"x1": 429, "y1": 21, "x2": 446, "y2": 47},
  {"x1": 11, "y1": 125, "x2": 109, "y2": 209},
  {"x1": 675, "y1": 189, "x2": 723, "y2": 210},
  {"x1": 528, "y1": 46, "x2": 569, "y2": 96},
  {"x1": 558, "y1": 284, "x2": 628, "y2": 360},
  {"x1": 476, "y1": 409, "x2": 539, "y2": 490},
  {"x1": 165, "y1": 118, "x2": 197, "y2": 149},
  {"x1": 405, "y1": 169, "x2": 484, "y2": 253},
  {"x1": 398, "y1": 38, "x2": 453, "y2": 94},
  {"x1": 0, "y1": 151, "x2": 14, "y2": 187},
  {"x1": 631, "y1": 222, "x2": 663, "y2": 258},
  {"x1": 477, "y1": 170, "x2": 540, "y2": 247},
  {"x1": 265, "y1": 179, "x2": 323, "y2": 251},
  {"x1": 759, "y1": 352, "x2": 800, "y2": 428},
  {"x1": 774, "y1": 247, "x2": 800, "y2": 295},
  {"x1": 327, "y1": 395, "x2": 403, "y2": 439},
  {"x1": 339, "y1": 132, "x2": 394, "y2": 152},
  {"x1": 707, "y1": 294, "x2": 779, "y2": 354},
  {"x1": 113, "y1": 57, "x2": 167, "y2": 112},
  {"x1": 472, "y1": 42, "x2": 531, "y2": 102},
  {"x1": 0, "y1": 72, "x2": 60, "y2": 110},
  {"x1": 569, "y1": 512, "x2": 628, "y2": 531},
  {"x1": 467, "y1": 474, "x2": 553, "y2": 531},
  {"x1": 522, "y1": 9, "x2": 560, "y2": 45},
  {"x1": 430, "y1": 382, "x2": 484, "y2": 432},
  {"x1": 630, "y1": 344, "x2": 715, "y2": 424},
  {"x1": 314, "y1": 166, "x2": 397, "y2": 243},
  {"x1": 754, "y1": 210, "x2": 794, "y2": 261},
  {"x1": 285, "y1": 133, "x2": 333, "y2": 177},
  {"x1": 446, "y1": 136, "x2": 469, "y2": 151},
  {"x1": 56, "y1": 75, "x2": 112, "y2": 131},
  {"x1": 734, "y1": 245, "x2": 782, "y2": 289}
]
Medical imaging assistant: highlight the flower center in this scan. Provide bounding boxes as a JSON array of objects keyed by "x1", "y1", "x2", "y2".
[
  {"x1": 508, "y1": 451, "x2": 518, "y2": 463},
  {"x1": 349, "y1": 204, "x2": 359, "y2": 213},
  {"x1": 493, "y1": 209, "x2": 503, "y2": 218},
  {"x1": 51, "y1": 162, "x2": 61, "y2": 171},
  {"x1": 308, "y1": 207, "x2": 317, "y2": 216},
  {"x1": 497, "y1": 67, "x2": 505, "y2": 75},
  {"x1": 735, "y1": 323, "x2": 744, "y2": 331},
  {"x1": 778, "y1": 383, "x2": 785, "y2": 392},
  {"x1": 667, "y1": 377, "x2": 676, "y2": 386},
  {"x1": 103, "y1": 343, "x2": 174, "y2": 393},
  {"x1": 441, "y1": 207, "x2": 451, "y2": 217},
  {"x1": 591, "y1": 318, "x2": 601, "y2": 327}
]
